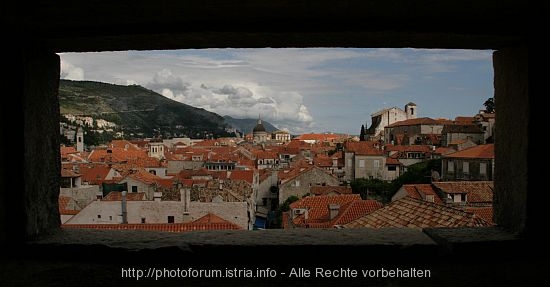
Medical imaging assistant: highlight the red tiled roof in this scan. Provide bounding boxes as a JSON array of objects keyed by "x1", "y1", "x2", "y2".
[
  {"x1": 109, "y1": 140, "x2": 142, "y2": 150},
  {"x1": 344, "y1": 197, "x2": 491, "y2": 229},
  {"x1": 80, "y1": 165, "x2": 113, "y2": 184},
  {"x1": 464, "y1": 207, "x2": 494, "y2": 225},
  {"x1": 102, "y1": 191, "x2": 147, "y2": 201},
  {"x1": 192, "y1": 213, "x2": 233, "y2": 224},
  {"x1": 288, "y1": 194, "x2": 382, "y2": 228},
  {"x1": 294, "y1": 133, "x2": 341, "y2": 142},
  {"x1": 125, "y1": 168, "x2": 163, "y2": 185},
  {"x1": 62, "y1": 222, "x2": 243, "y2": 233},
  {"x1": 444, "y1": 144, "x2": 494, "y2": 159},
  {"x1": 290, "y1": 194, "x2": 360, "y2": 223},
  {"x1": 331, "y1": 200, "x2": 383, "y2": 226},
  {"x1": 60, "y1": 146, "x2": 78, "y2": 156},
  {"x1": 61, "y1": 168, "x2": 80, "y2": 178},
  {"x1": 434, "y1": 147, "x2": 456, "y2": 155},
  {"x1": 310, "y1": 186, "x2": 352, "y2": 196},
  {"x1": 228, "y1": 170, "x2": 254, "y2": 184},
  {"x1": 58, "y1": 196, "x2": 80, "y2": 215},
  {"x1": 432, "y1": 181, "x2": 493, "y2": 203},
  {"x1": 386, "y1": 117, "x2": 441, "y2": 128},
  {"x1": 385, "y1": 157, "x2": 401, "y2": 165},
  {"x1": 454, "y1": 116, "x2": 475, "y2": 123},
  {"x1": 314, "y1": 155, "x2": 333, "y2": 167},
  {"x1": 344, "y1": 141, "x2": 385, "y2": 156},
  {"x1": 385, "y1": 144, "x2": 432, "y2": 153},
  {"x1": 400, "y1": 184, "x2": 443, "y2": 204}
]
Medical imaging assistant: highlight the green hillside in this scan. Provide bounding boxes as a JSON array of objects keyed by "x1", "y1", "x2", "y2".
[{"x1": 59, "y1": 79, "x2": 231, "y2": 138}]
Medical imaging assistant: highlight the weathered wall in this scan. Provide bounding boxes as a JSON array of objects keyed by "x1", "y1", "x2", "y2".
[
  {"x1": 66, "y1": 200, "x2": 249, "y2": 229},
  {"x1": 493, "y1": 47, "x2": 528, "y2": 234},
  {"x1": 23, "y1": 50, "x2": 61, "y2": 239}
]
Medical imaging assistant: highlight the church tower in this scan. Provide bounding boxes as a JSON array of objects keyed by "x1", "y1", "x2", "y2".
[
  {"x1": 405, "y1": 102, "x2": 417, "y2": 119},
  {"x1": 76, "y1": 127, "x2": 84, "y2": 152}
]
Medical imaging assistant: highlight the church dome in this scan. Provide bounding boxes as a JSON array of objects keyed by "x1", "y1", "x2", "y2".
[{"x1": 253, "y1": 119, "x2": 266, "y2": 133}]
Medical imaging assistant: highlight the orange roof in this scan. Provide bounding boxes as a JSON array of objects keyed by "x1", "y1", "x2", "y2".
[
  {"x1": 400, "y1": 184, "x2": 443, "y2": 204},
  {"x1": 344, "y1": 141, "x2": 385, "y2": 156},
  {"x1": 62, "y1": 221, "x2": 243, "y2": 233},
  {"x1": 454, "y1": 116, "x2": 475, "y2": 123},
  {"x1": 432, "y1": 181, "x2": 493, "y2": 203},
  {"x1": 314, "y1": 154, "x2": 333, "y2": 167},
  {"x1": 464, "y1": 207, "x2": 494, "y2": 225},
  {"x1": 386, "y1": 117, "x2": 441, "y2": 128},
  {"x1": 294, "y1": 133, "x2": 341, "y2": 142},
  {"x1": 58, "y1": 196, "x2": 80, "y2": 215},
  {"x1": 102, "y1": 191, "x2": 147, "y2": 201},
  {"x1": 310, "y1": 186, "x2": 352, "y2": 196},
  {"x1": 192, "y1": 213, "x2": 233, "y2": 224},
  {"x1": 61, "y1": 168, "x2": 80, "y2": 178},
  {"x1": 345, "y1": 197, "x2": 491, "y2": 229},
  {"x1": 60, "y1": 146, "x2": 78, "y2": 156},
  {"x1": 331, "y1": 200, "x2": 384, "y2": 226},
  {"x1": 228, "y1": 170, "x2": 254, "y2": 184},
  {"x1": 444, "y1": 144, "x2": 494, "y2": 159},
  {"x1": 80, "y1": 165, "x2": 112, "y2": 184},
  {"x1": 109, "y1": 140, "x2": 142, "y2": 150},
  {"x1": 125, "y1": 168, "x2": 163, "y2": 185},
  {"x1": 289, "y1": 194, "x2": 382, "y2": 228}
]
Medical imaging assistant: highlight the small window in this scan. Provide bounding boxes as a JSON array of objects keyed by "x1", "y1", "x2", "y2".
[
  {"x1": 388, "y1": 165, "x2": 397, "y2": 171},
  {"x1": 132, "y1": 186, "x2": 138, "y2": 193},
  {"x1": 447, "y1": 161, "x2": 454, "y2": 172},
  {"x1": 109, "y1": 216, "x2": 112, "y2": 221},
  {"x1": 359, "y1": 159, "x2": 365, "y2": 168},
  {"x1": 463, "y1": 162, "x2": 469, "y2": 173},
  {"x1": 141, "y1": 217, "x2": 146, "y2": 223},
  {"x1": 480, "y1": 162, "x2": 487, "y2": 175},
  {"x1": 167, "y1": 216, "x2": 175, "y2": 223},
  {"x1": 97, "y1": 214, "x2": 101, "y2": 219},
  {"x1": 373, "y1": 160, "x2": 379, "y2": 168},
  {"x1": 347, "y1": 159, "x2": 352, "y2": 166}
]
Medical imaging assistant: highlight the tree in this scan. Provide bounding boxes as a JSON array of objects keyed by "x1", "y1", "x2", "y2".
[
  {"x1": 484, "y1": 97, "x2": 495, "y2": 113},
  {"x1": 359, "y1": 124, "x2": 366, "y2": 141}
]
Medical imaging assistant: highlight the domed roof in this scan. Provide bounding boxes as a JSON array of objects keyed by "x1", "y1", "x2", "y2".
[{"x1": 253, "y1": 119, "x2": 266, "y2": 133}]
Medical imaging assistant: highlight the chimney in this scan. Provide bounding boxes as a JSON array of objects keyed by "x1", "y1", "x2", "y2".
[
  {"x1": 180, "y1": 188, "x2": 190, "y2": 213},
  {"x1": 96, "y1": 191, "x2": 103, "y2": 201},
  {"x1": 328, "y1": 204, "x2": 340, "y2": 220},
  {"x1": 121, "y1": 191, "x2": 128, "y2": 224},
  {"x1": 154, "y1": 191, "x2": 162, "y2": 202}
]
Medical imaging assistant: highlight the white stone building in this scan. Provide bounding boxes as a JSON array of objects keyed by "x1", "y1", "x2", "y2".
[{"x1": 366, "y1": 102, "x2": 417, "y2": 140}]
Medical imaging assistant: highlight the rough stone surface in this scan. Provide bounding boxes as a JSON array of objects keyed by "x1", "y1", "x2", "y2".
[
  {"x1": 493, "y1": 47, "x2": 528, "y2": 234},
  {"x1": 23, "y1": 50, "x2": 61, "y2": 240}
]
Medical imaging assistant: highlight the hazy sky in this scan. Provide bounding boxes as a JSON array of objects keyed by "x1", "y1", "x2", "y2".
[{"x1": 59, "y1": 48, "x2": 494, "y2": 135}]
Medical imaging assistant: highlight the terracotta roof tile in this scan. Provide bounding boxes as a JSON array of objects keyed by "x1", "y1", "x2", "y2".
[
  {"x1": 58, "y1": 196, "x2": 81, "y2": 215},
  {"x1": 287, "y1": 194, "x2": 381, "y2": 228},
  {"x1": 344, "y1": 197, "x2": 491, "y2": 229},
  {"x1": 61, "y1": 168, "x2": 80, "y2": 178},
  {"x1": 310, "y1": 186, "x2": 352, "y2": 196},
  {"x1": 62, "y1": 222, "x2": 243, "y2": 233},
  {"x1": 386, "y1": 117, "x2": 441, "y2": 128},
  {"x1": 432, "y1": 181, "x2": 493, "y2": 203},
  {"x1": 464, "y1": 207, "x2": 494, "y2": 225},
  {"x1": 102, "y1": 191, "x2": 147, "y2": 201},
  {"x1": 228, "y1": 170, "x2": 254, "y2": 184},
  {"x1": 443, "y1": 144, "x2": 494, "y2": 159}
]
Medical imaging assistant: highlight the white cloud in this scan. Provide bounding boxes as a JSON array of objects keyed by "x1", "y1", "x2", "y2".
[{"x1": 60, "y1": 59, "x2": 84, "y2": 80}]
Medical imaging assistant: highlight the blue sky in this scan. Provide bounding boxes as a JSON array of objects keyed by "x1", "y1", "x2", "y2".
[{"x1": 59, "y1": 48, "x2": 494, "y2": 135}]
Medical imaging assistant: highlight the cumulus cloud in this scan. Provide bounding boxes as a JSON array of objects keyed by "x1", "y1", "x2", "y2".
[
  {"x1": 60, "y1": 59, "x2": 84, "y2": 80},
  {"x1": 147, "y1": 69, "x2": 190, "y2": 96},
  {"x1": 143, "y1": 68, "x2": 314, "y2": 133}
]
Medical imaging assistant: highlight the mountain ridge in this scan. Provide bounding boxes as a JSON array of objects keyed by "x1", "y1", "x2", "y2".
[{"x1": 59, "y1": 79, "x2": 230, "y2": 139}]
